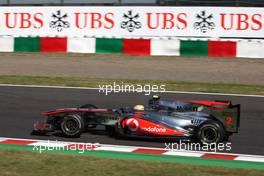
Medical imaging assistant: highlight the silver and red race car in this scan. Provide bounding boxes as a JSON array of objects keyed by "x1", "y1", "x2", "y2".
[{"x1": 32, "y1": 96, "x2": 240, "y2": 143}]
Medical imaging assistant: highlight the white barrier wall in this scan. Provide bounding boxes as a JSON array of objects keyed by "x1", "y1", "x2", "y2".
[
  {"x1": 151, "y1": 39, "x2": 180, "y2": 56},
  {"x1": 0, "y1": 37, "x2": 14, "y2": 52},
  {"x1": 67, "y1": 38, "x2": 95, "y2": 53},
  {"x1": 237, "y1": 41, "x2": 264, "y2": 58}
]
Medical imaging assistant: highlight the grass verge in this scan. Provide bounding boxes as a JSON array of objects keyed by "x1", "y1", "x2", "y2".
[
  {"x1": 0, "y1": 75, "x2": 264, "y2": 95},
  {"x1": 0, "y1": 149, "x2": 264, "y2": 176}
]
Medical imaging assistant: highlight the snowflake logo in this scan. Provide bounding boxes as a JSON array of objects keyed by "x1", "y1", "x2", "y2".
[
  {"x1": 121, "y1": 10, "x2": 142, "y2": 32},
  {"x1": 49, "y1": 10, "x2": 70, "y2": 32},
  {"x1": 193, "y1": 11, "x2": 215, "y2": 33}
]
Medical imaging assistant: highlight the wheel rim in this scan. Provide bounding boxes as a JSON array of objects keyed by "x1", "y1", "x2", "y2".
[
  {"x1": 201, "y1": 126, "x2": 218, "y2": 143},
  {"x1": 62, "y1": 118, "x2": 79, "y2": 135}
]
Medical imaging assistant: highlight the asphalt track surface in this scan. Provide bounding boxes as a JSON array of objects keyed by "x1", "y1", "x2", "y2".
[
  {"x1": 1, "y1": 53, "x2": 264, "y2": 85},
  {"x1": 0, "y1": 86, "x2": 263, "y2": 155}
]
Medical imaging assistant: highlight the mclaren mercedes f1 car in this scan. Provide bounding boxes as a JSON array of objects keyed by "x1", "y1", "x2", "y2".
[{"x1": 32, "y1": 96, "x2": 240, "y2": 143}]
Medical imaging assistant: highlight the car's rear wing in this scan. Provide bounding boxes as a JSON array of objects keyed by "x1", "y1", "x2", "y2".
[{"x1": 211, "y1": 103, "x2": 240, "y2": 133}]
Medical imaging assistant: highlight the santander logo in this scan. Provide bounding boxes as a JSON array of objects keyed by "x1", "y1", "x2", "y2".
[{"x1": 126, "y1": 118, "x2": 139, "y2": 132}]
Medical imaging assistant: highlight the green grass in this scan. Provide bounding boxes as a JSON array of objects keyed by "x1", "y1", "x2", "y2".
[
  {"x1": 0, "y1": 75, "x2": 264, "y2": 95},
  {"x1": 0, "y1": 150, "x2": 264, "y2": 176}
]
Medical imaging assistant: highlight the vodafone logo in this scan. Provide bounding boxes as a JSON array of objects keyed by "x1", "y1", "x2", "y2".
[
  {"x1": 142, "y1": 127, "x2": 166, "y2": 133},
  {"x1": 126, "y1": 118, "x2": 139, "y2": 132}
]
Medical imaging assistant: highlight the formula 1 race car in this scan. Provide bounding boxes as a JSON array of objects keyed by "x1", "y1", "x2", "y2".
[{"x1": 32, "y1": 96, "x2": 240, "y2": 143}]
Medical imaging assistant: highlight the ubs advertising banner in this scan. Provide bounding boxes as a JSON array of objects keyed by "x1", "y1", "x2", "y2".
[{"x1": 0, "y1": 6, "x2": 263, "y2": 38}]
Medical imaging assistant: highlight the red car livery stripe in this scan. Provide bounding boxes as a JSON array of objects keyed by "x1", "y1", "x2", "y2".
[
  {"x1": 180, "y1": 100, "x2": 231, "y2": 107},
  {"x1": 42, "y1": 108, "x2": 109, "y2": 116},
  {"x1": 122, "y1": 117, "x2": 185, "y2": 136}
]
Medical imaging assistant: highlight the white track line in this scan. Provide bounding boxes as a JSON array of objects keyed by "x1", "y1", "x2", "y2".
[{"x1": 0, "y1": 84, "x2": 263, "y2": 98}]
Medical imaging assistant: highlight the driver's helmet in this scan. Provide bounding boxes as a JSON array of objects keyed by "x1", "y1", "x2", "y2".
[
  {"x1": 133, "y1": 105, "x2": 145, "y2": 111},
  {"x1": 152, "y1": 95, "x2": 160, "y2": 101}
]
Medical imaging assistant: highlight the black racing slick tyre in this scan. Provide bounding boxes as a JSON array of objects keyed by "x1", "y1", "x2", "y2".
[
  {"x1": 196, "y1": 121, "x2": 225, "y2": 144},
  {"x1": 60, "y1": 114, "x2": 85, "y2": 138}
]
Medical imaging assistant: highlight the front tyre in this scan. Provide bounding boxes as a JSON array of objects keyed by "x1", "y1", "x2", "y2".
[
  {"x1": 61, "y1": 114, "x2": 85, "y2": 138},
  {"x1": 196, "y1": 121, "x2": 224, "y2": 143}
]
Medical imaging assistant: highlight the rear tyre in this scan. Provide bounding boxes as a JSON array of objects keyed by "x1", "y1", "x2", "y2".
[
  {"x1": 60, "y1": 114, "x2": 85, "y2": 138},
  {"x1": 196, "y1": 121, "x2": 224, "y2": 143}
]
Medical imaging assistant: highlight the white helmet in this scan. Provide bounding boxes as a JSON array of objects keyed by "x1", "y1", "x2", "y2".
[{"x1": 133, "y1": 105, "x2": 145, "y2": 111}]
